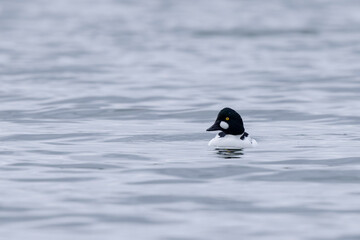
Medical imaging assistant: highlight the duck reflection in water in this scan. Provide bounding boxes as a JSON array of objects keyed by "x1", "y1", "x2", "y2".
[{"x1": 215, "y1": 148, "x2": 244, "y2": 159}]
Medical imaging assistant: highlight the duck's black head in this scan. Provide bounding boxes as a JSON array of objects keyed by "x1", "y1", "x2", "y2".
[{"x1": 206, "y1": 107, "x2": 245, "y2": 135}]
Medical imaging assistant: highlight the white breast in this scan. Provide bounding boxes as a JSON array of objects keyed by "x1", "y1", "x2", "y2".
[{"x1": 208, "y1": 134, "x2": 257, "y2": 149}]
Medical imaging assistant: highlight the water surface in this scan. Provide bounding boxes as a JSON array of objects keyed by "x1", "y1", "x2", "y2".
[{"x1": 1, "y1": 0, "x2": 360, "y2": 239}]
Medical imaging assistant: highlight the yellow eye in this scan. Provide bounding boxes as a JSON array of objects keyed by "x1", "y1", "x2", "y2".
[{"x1": 226, "y1": 117, "x2": 229, "y2": 121}]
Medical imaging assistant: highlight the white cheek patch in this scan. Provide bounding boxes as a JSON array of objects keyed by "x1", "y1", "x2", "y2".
[{"x1": 220, "y1": 121, "x2": 229, "y2": 129}]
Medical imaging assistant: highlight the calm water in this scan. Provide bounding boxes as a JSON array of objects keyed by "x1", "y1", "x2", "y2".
[{"x1": 1, "y1": 0, "x2": 360, "y2": 239}]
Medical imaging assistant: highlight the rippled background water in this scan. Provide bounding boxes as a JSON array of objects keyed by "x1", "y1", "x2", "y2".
[{"x1": 1, "y1": 0, "x2": 360, "y2": 239}]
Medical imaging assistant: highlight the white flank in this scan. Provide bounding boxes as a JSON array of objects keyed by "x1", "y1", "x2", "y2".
[{"x1": 208, "y1": 134, "x2": 257, "y2": 149}]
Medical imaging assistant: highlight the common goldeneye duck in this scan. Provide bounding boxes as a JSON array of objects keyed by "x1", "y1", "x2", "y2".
[{"x1": 206, "y1": 107, "x2": 257, "y2": 148}]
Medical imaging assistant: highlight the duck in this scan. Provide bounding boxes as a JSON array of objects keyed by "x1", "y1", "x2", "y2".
[{"x1": 206, "y1": 107, "x2": 257, "y2": 149}]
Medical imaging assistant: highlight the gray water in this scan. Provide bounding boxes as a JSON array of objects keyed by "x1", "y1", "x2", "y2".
[{"x1": 1, "y1": 0, "x2": 360, "y2": 239}]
